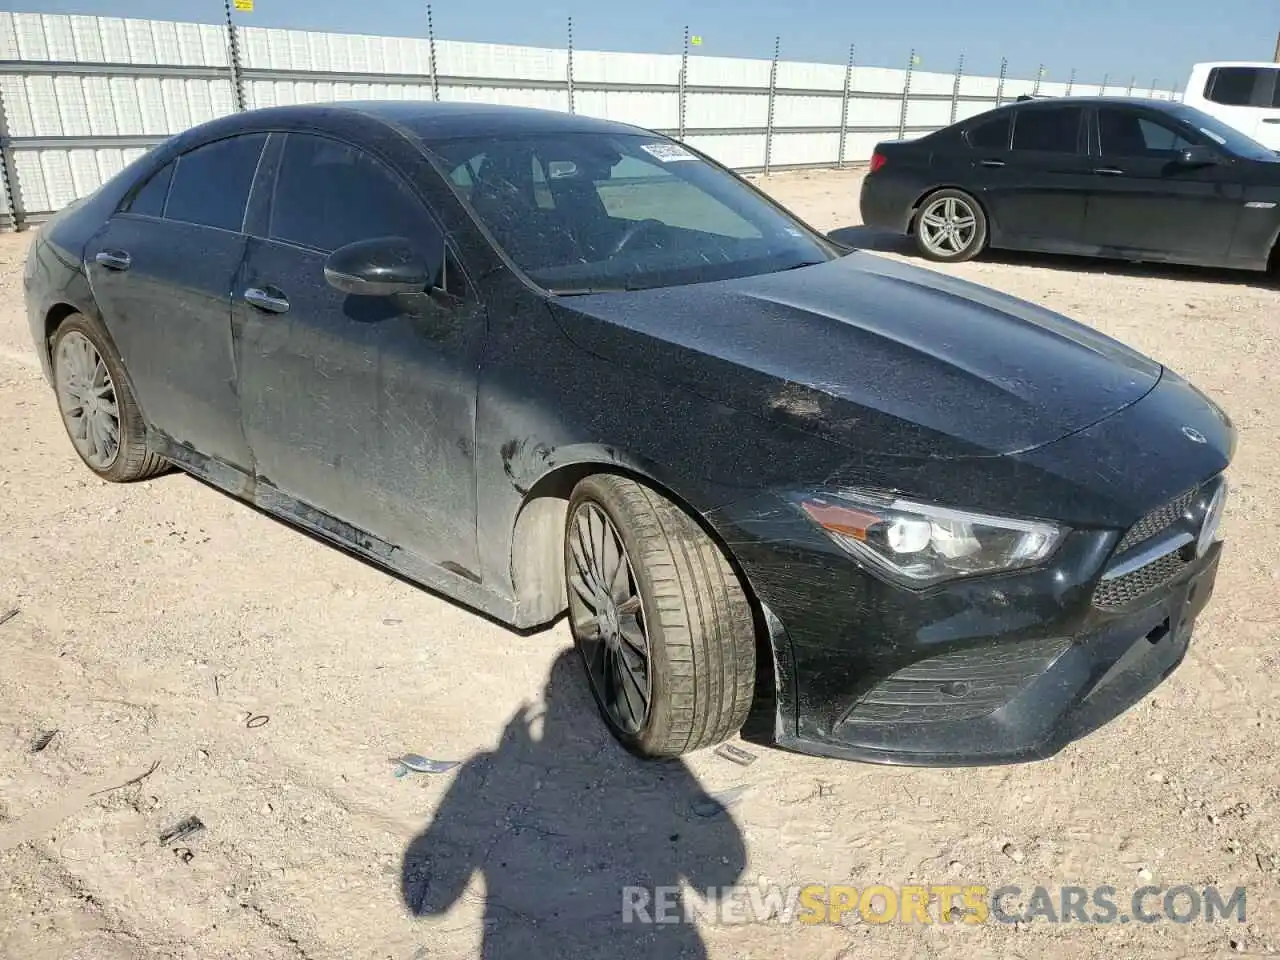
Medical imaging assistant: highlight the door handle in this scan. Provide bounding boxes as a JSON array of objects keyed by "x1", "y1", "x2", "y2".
[
  {"x1": 1263, "y1": 118, "x2": 1280, "y2": 124},
  {"x1": 1092, "y1": 167, "x2": 1124, "y2": 176},
  {"x1": 243, "y1": 287, "x2": 290, "y2": 314},
  {"x1": 94, "y1": 249, "x2": 132, "y2": 271},
  {"x1": 979, "y1": 159, "x2": 1006, "y2": 168}
]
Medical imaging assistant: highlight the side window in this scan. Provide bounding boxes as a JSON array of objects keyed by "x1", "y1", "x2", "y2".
[
  {"x1": 165, "y1": 134, "x2": 267, "y2": 232},
  {"x1": 1098, "y1": 109, "x2": 1198, "y2": 156},
  {"x1": 270, "y1": 134, "x2": 434, "y2": 253},
  {"x1": 1011, "y1": 107, "x2": 1083, "y2": 154},
  {"x1": 966, "y1": 114, "x2": 1011, "y2": 150},
  {"x1": 122, "y1": 161, "x2": 173, "y2": 217},
  {"x1": 1204, "y1": 66, "x2": 1279, "y2": 107}
]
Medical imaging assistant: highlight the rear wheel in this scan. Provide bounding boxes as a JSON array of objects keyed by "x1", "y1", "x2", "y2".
[
  {"x1": 564, "y1": 474, "x2": 756, "y2": 758},
  {"x1": 50, "y1": 313, "x2": 167, "y2": 483},
  {"x1": 913, "y1": 188, "x2": 988, "y2": 263}
]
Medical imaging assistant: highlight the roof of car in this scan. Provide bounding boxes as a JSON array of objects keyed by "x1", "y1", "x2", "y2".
[
  {"x1": 213, "y1": 100, "x2": 655, "y2": 142},
  {"x1": 960, "y1": 96, "x2": 1191, "y2": 121}
]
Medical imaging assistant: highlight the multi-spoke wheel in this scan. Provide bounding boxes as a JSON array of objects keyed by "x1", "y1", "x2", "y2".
[
  {"x1": 564, "y1": 474, "x2": 757, "y2": 758},
  {"x1": 50, "y1": 313, "x2": 168, "y2": 482},
  {"x1": 913, "y1": 188, "x2": 988, "y2": 263}
]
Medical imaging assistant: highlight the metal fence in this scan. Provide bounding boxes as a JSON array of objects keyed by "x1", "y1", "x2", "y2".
[{"x1": 0, "y1": 10, "x2": 1180, "y2": 230}]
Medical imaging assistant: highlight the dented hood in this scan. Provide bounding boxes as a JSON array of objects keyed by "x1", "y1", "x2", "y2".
[{"x1": 548, "y1": 251, "x2": 1162, "y2": 459}]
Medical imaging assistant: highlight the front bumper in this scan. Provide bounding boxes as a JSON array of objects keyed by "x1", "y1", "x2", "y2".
[{"x1": 764, "y1": 543, "x2": 1219, "y2": 766}]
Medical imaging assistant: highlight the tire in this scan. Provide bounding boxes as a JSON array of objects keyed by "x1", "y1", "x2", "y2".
[
  {"x1": 50, "y1": 312, "x2": 168, "y2": 483},
  {"x1": 913, "y1": 188, "x2": 988, "y2": 263},
  {"x1": 564, "y1": 474, "x2": 756, "y2": 758}
]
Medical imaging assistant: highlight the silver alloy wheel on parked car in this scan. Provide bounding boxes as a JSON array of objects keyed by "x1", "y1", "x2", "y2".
[
  {"x1": 917, "y1": 195, "x2": 979, "y2": 258},
  {"x1": 566, "y1": 499, "x2": 653, "y2": 735},
  {"x1": 54, "y1": 329, "x2": 121, "y2": 471}
]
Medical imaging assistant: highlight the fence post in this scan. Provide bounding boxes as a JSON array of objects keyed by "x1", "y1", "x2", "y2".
[
  {"x1": 1032, "y1": 64, "x2": 1044, "y2": 96},
  {"x1": 995, "y1": 57, "x2": 1007, "y2": 106},
  {"x1": 1126, "y1": 75, "x2": 1135, "y2": 96},
  {"x1": 1149, "y1": 77, "x2": 1157, "y2": 98},
  {"x1": 897, "y1": 49, "x2": 916, "y2": 140},
  {"x1": 763, "y1": 35, "x2": 779, "y2": 174},
  {"x1": 1170, "y1": 82, "x2": 1180, "y2": 102},
  {"x1": 426, "y1": 3, "x2": 439, "y2": 101},
  {"x1": 678, "y1": 26, "x2": 689, "y2": 141},
  {"x1": 0, "y1": 81, "x2": 25, "y2": 231},
  {"x1": 837, "y1": 43, "x2": 854, "y2": 168},
  {"x1": 222, "y1": 0, "x2": 247, "y2": 111},
  {"x1": 949, "y1": 53, "x2": 964, "y2": 124},
  {"x1": 566, "y1": 17, "x2": 575, "y2": 113},
  {"x1": 1100, "y1": 72, "x2": 1109, "y2": 96},
  {"x1": 1066, "y1": 67, "x2": 1076, "y2": 96}
]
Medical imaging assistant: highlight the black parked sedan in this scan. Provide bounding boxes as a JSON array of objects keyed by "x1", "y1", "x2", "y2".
[
  {"x1": 861, "y1": 95, "x2": 1280, "y2": 271},
  {"x1": 24, "y1": 101, "x2": 1234, "y2": 766}
]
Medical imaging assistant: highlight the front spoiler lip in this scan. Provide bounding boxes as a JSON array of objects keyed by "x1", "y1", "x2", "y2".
[{"x1": 761, "y1": 544, "x2": 1221, "y2": 767}]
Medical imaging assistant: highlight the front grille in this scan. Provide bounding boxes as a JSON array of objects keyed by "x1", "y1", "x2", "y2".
[
  {"x1": 1114, "y1": 485, "x2": 1200, "y2": 554},
  {"x1": 843, "y1": 636, "x2": 1072, "y2": 725},
  {"x1": 1093, "y1": 551, "x2": 1190, "y2": 610}
]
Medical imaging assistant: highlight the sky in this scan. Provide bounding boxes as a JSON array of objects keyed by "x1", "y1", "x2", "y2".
[{"x1": 12, "y1": 0, "x2": 1279, "y2": 91}]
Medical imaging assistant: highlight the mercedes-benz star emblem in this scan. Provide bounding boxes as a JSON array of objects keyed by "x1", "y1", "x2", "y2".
[{"x1": 1181, "y1": 426, "x2": 1207, "y2": 444}]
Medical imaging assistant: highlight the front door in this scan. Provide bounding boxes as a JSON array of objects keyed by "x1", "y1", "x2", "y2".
[
  {"x1": 977, "y1": 104, "x2": 1093, "y2": 250},
  {"x1": 84, "y1": 133, "x2": 268, "y2": 471},
  {"x1": 1081, "y1": 106, "x2": 1242, "y2": 260},
  {"x1": 234, "y1": 131, "x2": 485, "y2": 572}
]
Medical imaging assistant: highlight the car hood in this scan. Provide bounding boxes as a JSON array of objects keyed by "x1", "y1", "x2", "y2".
[{"x1": 548, "y1": 251, "x2": 1162, "y2": 459}]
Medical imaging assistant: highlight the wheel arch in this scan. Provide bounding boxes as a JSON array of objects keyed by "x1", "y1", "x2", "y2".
[{"x1": 508, "y1": 455, "x2": 780, "y2": 714}]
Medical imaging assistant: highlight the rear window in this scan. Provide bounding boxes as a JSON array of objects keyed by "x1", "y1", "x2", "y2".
[
  {"x1": 966, "y1": 114, "x2": 1011, "y2": 150},
  {"x1": 1204, "y1": 66, "x2": 1280, "y2": 107}
]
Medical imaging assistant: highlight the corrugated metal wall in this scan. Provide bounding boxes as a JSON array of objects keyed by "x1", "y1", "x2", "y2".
[{"x1": 0, "y1": 11, "x2": 1175, "y2": 226}]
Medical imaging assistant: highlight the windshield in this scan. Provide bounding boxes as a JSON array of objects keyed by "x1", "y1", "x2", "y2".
[
  {"x1": 1166, "y1": 103, "x2": 1278, "y2": 160},
  {"x1": 424, "y1": 133, "x2": 835, "y2": 293}
]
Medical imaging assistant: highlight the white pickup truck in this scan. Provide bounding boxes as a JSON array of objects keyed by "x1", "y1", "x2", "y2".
[{"x1": 1182, "y1": 62, "x2": 1280, "y2": 150}]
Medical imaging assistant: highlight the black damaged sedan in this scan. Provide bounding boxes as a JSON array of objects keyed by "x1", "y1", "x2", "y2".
[{"x1": 23, "y1": 101, "x2": 1234, "y2": 765}]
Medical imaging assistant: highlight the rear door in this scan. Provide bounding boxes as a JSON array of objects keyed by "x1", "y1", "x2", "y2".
[
  {"x1": 973, "y1": 104, "x2": 1093, "y2": 249},
  {"x1": 1080, "y1": 105, "x2": 1242, "y2": 260},
  {"x1": 85, "y1": 133, "x2": 267, "y2": 470},
  {"x1": 1199, "y1": 65, "x2": 1280, "y2": 150}
]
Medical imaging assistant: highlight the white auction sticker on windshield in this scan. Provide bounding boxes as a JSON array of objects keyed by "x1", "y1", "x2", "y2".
[{"x1": 641, "y1": 142, "x2": 696, "y2": 162}]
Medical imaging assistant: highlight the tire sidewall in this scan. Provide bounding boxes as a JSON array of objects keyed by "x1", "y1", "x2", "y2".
[
  {"x1": 914, "y1": 188, "x2": 988, "y2": 263},
  {"x1": 565, "y1": 477, "x2": 681, "y2": 757}
]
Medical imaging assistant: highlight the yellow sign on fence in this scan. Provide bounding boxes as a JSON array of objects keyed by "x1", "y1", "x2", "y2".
[
  {"x1": 690, "y1": 35, "x2": 702, "y2": 46},
  {"x1": 233, "y1": 0, "x2": 254, "y2": 11}
]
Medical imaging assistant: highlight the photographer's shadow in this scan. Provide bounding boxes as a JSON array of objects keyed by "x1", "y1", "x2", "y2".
[{"x1": 401, "y1": 648, "x2": 748, "y2": 959}]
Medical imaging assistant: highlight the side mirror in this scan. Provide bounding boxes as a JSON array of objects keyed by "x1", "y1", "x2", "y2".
[
  {"x1": 1177, "y1": 145, "x2": 1218, "y2": 167},
  {"x1": 323, "y1": 236, "x2": 441, "y2": 297}
]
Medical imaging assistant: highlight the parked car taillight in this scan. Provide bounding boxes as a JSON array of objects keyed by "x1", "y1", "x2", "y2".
[{"x1": 869, "y1": 151, "x2": 887, "y2": 173}]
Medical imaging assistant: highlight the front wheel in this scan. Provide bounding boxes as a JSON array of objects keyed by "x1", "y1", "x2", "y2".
[
  {"x1": 564, "y1": 474, "x2": 756, "y2": 758},
  {"x1": 913, "y1": 188, "x2": 988, "y2": 263}
]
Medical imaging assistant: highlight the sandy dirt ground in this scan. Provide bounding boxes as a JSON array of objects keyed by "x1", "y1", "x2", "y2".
[{"x1": 1, "y1": 168, "x2": 1278, "y2": 960}]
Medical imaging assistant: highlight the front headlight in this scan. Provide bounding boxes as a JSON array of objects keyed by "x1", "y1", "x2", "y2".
[{"x1": 793, "y1": 488, "x2": 1066, "y2": 586}]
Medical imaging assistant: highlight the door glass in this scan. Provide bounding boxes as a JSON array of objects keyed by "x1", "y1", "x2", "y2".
[
  {"x1": 1011, "y1": 107, "x2": 1083, "y2": 153},
  {"x1": 1097, "y1": 109, "x2": 1198, "y2": 157},
  {"x1": 165, "y1": 134, "x2": 267, "y2": 232},
  {"x1": 966, "y1": 113, "x2": 1011, "y2": 150},
  {"x1": 122, "y1": 161, "x2": 174, "y2": 217},
  {"x1": 270, "y1": 134, "x2": 435, "y2": 253}
]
